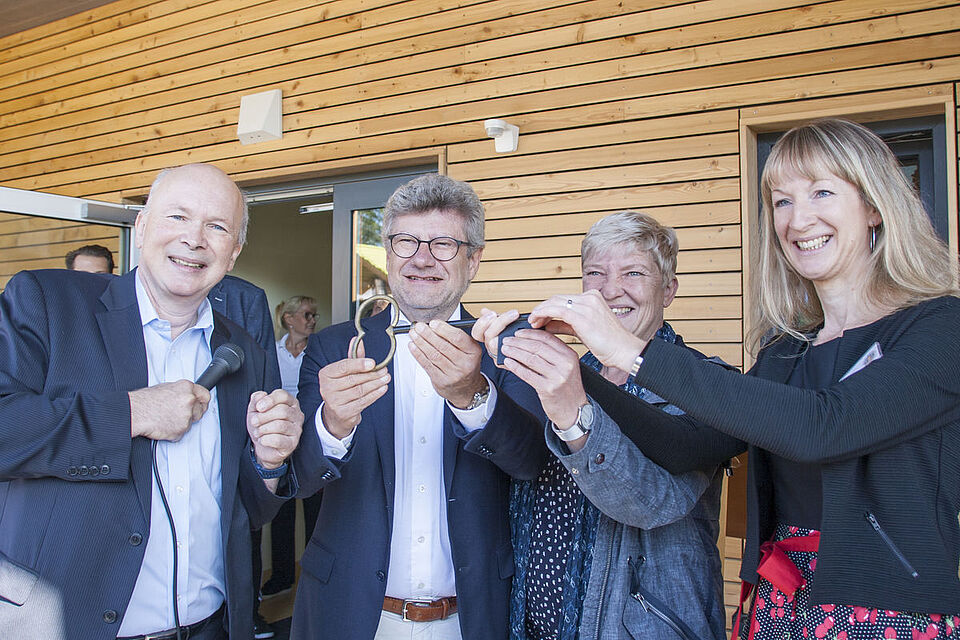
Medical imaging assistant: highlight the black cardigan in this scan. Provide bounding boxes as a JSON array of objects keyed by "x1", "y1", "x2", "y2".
[{"x1": 602, "y1": 296, "x2": 960, "y2": 613}]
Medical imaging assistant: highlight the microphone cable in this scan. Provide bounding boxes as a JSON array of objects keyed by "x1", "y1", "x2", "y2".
[
  {"x1": 151, "y1": 440, "x2": 183, "y2": 640},
  {"x1": 142, "y1": 343, "x2": 243, "y2": 640}
]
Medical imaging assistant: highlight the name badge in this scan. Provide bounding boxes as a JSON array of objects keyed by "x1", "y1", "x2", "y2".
[{"x1": 839, "y1": 342, "x2": 882, "y2": 381}]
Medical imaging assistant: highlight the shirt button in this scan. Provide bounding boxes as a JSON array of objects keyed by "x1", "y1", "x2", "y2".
[
  {"x1": 594, "y1": 453, "x2": 605, "y2": 465},
  {"x1": 417, "y1": 582, "x2": 425, "y2": 589},
  {"x1": 420, "y1": 389, "x2": 429, "y2": 397},
  {"x1": 418, "y1": 536, "x2": 425, "y2": 543},
  {"x1": 571, "y1": 468, "x2": 579, "y2": 475},
  {"x1": 418, "y1": 484, "x2": 426, "y2": 493},
  {"x1": 419, "y1": 437, "x2": 426, "y2": 444},
  {"x1": 176, "y1": 486, "x2": 185, "y2": 494}
]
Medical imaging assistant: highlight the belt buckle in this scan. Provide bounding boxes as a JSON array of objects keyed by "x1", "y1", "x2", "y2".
[{"x1": 401, "y1": 598, "x2": 436, "y2": 622}]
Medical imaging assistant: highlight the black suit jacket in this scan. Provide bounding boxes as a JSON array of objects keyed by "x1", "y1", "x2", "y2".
[
  {"x1": 0, "y1": 269, "x2": 290, "y2": 640},
  {"x1": 289, "y1": 309, "x2": 547, "y2": 640},
  {"x1": 633, "y1": 296, "x2": 960, "y2": 613}
]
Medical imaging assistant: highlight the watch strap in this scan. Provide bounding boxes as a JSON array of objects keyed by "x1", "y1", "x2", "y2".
[{"x1": 250, "y1": 447, "x2": 288, "y2": 479}]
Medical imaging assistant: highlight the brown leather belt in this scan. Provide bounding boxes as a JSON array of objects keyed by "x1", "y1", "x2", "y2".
[{"x1": 383, "y1": 595, "x2": 457, "y2": 622}]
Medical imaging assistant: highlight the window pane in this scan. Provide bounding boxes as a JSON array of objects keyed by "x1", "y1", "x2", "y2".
[{"x1": 352, "y1": 207, "x2": 390, "y2": 316}]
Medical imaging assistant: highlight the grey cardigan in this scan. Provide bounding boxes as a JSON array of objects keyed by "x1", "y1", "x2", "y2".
[{"x1": 545, "y1": 400, "x2": 727, "y2": 640}]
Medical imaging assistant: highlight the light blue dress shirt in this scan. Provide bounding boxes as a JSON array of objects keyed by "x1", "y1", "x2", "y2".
[{"x1": 118, "y1": 273, "x2": 226, "y2": 635}]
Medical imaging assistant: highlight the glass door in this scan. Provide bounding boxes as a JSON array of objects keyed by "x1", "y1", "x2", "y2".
[{"x1": 329, "y1": 166, "x2": 435, "y2": 323}]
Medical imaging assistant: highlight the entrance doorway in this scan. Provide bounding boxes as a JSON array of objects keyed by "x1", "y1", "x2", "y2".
[{"x1": 235, "y1": 165, "x2": 435, "y2": 335}]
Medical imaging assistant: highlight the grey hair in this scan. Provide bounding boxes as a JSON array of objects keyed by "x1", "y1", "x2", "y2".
[
  {"x1": 143, "y1": 165, "x2": 250, "y2": 245},
  {"x1": 381, "y1": 174, "x2": 485, "y2": 253},
  {"x1": 275, "y1": 295, "x2": 317, "y2": 331},
  {"x1": 581, "y1": 210, "x2": 679, "y2": 287}
]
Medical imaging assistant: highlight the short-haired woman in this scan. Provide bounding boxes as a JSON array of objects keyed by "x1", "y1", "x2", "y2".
[
  {"x1": 259, "y1": 295, "x2": 318, "y2": 598},
  {"x1": 480, "y1": 211, "x2": 734, "y2": 640}
]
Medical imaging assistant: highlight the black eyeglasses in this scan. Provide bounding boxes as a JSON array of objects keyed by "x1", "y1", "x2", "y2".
[{"x1": 387, "y1": 233, "x2": 472, "y2": 262}]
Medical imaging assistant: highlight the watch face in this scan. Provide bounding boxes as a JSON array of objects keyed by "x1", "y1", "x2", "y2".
[{"x1": 579, "y1": 402, "x2": 595, "y2": 429}]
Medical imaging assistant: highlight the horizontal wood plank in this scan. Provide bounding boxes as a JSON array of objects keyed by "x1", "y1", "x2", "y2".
[{"x1": 475, "y1": 248, "x2": 743, "y2": 281}]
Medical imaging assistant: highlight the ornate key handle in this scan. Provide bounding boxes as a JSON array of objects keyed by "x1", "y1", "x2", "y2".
[{"x1": 350, "y1": 294, "x2": 400, "y2": 370}]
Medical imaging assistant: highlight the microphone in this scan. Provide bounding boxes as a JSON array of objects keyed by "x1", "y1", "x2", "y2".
[{"x1": 196, "y1": 343, "x2": 245, "y2": 390}]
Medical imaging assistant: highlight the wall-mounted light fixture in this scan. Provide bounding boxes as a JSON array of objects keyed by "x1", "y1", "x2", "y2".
[
  {"x1": 237, "y1": 89, "x2": 283, "y2": 145},
  {"x1": 484, "y1": 118, "x2": 519, "y2": 153}
]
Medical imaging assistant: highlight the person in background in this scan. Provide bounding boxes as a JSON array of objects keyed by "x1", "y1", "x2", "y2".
[
  {"x1": 259, "y1": 296, "x2": 321, "y2": 599},
  {"x1": 473, "y1": 211, "x2": 731, "y2": 640},
  {"x1": 65, "y1": 243, "x2": 115, "y2": 273},
  {"x1": 208, "y1": 273, "x2": 284, "y2": 640},
  {"x1": 509, "y1": 119, "x2": 960, "y2": 638}
]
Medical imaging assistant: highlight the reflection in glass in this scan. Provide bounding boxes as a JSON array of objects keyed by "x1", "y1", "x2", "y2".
[
  {"x1": 352, "y1": 208, "x2": 390, "y2": 317},
  {"x1": 897, "y1": 155, "x2": 921, "y2": 194}
]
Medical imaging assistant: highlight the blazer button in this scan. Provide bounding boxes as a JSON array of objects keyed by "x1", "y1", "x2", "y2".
[
  {"x1": 68, "y1": 466, "x2": 78, "y2": 476},
  {"x1": 376, "y1": 570, "x2": 386, "y2": 581},
  {"x1": 89, "y1": 466, "x2": 100, "y2": 476},
  {"x1": 594, "y1": 453, "x2": 605, "y2": 465},
  {"x1": 102, "y1": 610, "x2": 118, "y2": 624},
  {"x1": 100, "y1": 465, "x2": 111, "y2": 475},
  {"x1": 129, "y1": 533, "x2": 143, "y2": 546},
  {"x1": 79, "y1": 465, "x2": 89, "y2": 476}
]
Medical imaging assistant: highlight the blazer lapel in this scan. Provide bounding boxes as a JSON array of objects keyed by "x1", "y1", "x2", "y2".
[
  {"x1": 441, "y1": 307, "x2": 473, "y2": 497},
  {"x1": 210, "y1": 319, "x2": 248, "y2": 542},
  {"x1": 96, "y1": 271, "x2": 152, "y2": 522},
  {"x1": 361, "y1": 312, "x2": 397, "y2": 516}
]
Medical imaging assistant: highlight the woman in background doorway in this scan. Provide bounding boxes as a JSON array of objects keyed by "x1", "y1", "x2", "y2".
[{"x1": 261, "y1": 296, "x2": 320, "y2": 598}]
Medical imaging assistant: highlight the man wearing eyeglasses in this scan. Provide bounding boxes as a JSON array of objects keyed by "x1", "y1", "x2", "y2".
[{"x1": 290, "y1": 174, "x2": 546, "y2": 640}]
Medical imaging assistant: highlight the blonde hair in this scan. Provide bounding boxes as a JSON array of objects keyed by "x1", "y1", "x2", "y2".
[
  {"x1": 581, "y1": 210, "x2": 679, "y2": 288},
  {"x1": 275, "y1": 295, "x2": 316, "y2": 332},
  {"x1": 751, "y1": 118, "x2": 958, "y2": 352}
]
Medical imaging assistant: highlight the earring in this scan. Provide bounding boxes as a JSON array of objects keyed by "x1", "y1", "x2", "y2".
[{"x1": 870, "y1": 225, "x2": 877, "y2": 252}]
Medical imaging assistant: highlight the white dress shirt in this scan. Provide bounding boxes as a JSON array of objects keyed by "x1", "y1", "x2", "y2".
[
  {"x1": 315, "y1": 308, "x2": 497, "y2": 599},
  {"x1": 119, "y1": 273, "x2": 225, "y2": 635},
  {"x1": 277, "y1": 333, "x2": 305, "y2": 398}
]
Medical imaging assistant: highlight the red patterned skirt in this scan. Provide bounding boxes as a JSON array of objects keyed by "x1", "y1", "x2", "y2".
[{"x1": 735, "y1": 524, "x2": 960, "y2": 640}]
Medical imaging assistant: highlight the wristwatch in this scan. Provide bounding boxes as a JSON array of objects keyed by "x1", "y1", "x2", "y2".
[
  {"x1": 552, "y1": 401, "x2": 595, "y2": 442},
  {"x1": 464, "y1": 378, "x2": 491, "y2": 410}
]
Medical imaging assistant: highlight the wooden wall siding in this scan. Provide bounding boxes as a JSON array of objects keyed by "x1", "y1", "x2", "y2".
[
  {"x1": 0, "y1": 212, "x2": 120, "y2": 289},
  {"x1": 0, "y1": 0, "x2": 956, "y2": 201},
  {"x1": 2, "y1": 0, "x2": 960, "y2": 623}
]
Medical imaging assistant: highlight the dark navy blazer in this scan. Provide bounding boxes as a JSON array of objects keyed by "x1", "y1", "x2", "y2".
[
  {"x1": 0, "y1": 269, "x2": 289, "y2": 640},
  {"x1": 289, "y1": 309, "x2": 547, "y2": 640},
  {"x1": 208, "y1": 275, "x2": 277, "y2": 358}
]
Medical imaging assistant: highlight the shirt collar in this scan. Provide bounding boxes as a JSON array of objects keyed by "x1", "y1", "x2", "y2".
[
  {"x1": 396, "y1": 305, "x2": 462, "y2": 329},
  {"x1": 135, "y1": 269, "x2": 215, "y2": 339}
]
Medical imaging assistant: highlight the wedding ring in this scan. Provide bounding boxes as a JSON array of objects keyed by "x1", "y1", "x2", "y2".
[{"x1": 565, "y1": 299, "x2": 574, "y2": 309}]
